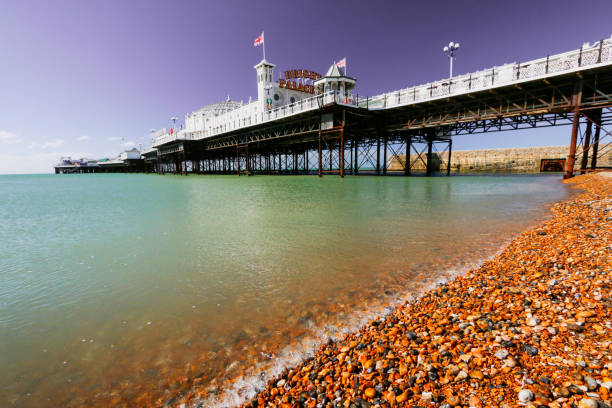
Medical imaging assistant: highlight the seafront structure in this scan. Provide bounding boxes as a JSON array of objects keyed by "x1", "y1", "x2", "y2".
[
  {"x1": 54, "y1": 148, "x2": 145, "y2": 174},
  {"x1": 59, "y1": 36, "x2": 612, "y2": 178}
]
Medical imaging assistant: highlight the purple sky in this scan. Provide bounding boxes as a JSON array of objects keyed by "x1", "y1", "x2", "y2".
[{"x1": 1, "y1": 0, "x2": 611, "y2": 174}]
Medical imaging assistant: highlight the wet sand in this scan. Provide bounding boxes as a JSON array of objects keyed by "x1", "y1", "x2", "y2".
[{"x1": 180, "y1": 172, "x2": 611, "y2": 408}]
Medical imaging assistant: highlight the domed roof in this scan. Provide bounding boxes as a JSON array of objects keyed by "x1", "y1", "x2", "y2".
[{"x1": 192, "y1": 98, "x2": 243, "y2": 117}]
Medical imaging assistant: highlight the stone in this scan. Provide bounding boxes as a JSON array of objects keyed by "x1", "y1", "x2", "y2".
[
  {"x1": 584, "y1": 376, "x2": 598, "y2": 391},
  {"x1": 495, "y1": 349, "x2": 509, "y2": 360},
  {"x1": 363, "y1": 388, "x2": 376, "y2": 399},
  {"x1": 504, "y1": 357, "x2": 516, "y2": 368},
  {"x1": 577, "y1": 398, "x2": 598, "y2": 408},
  {"x1": 447, "y1": 395, "x2": 460, "y2": 406},
  {"x1": 468, "y1": 395, "x2": 482, "y2": 407},
  {"x1": 455, "y1": 370, "x2": 468, "y2": 382},
  {"x1": 521, "y1": 344, "x2": 538, "y2": 356},
  {"x1": 395, "y1": 392, "x2": 408, "y2": 403},
  {"x1": 518, "y1": 389, "x2": 534, "y2": 403}
]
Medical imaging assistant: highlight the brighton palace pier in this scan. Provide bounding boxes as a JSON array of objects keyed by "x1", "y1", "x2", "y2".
[{"x1": 57, "y1": 36, "x2": 612, "y2": 178}]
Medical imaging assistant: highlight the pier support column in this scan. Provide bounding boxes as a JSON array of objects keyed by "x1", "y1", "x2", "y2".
[
  {"x1": 581, "y1": 117, "x2": 592, "y2": 174},
  {"x1": 591, "y1": 108, "x2": 603, "y2": 169},
  {"x1": 376, "y1": 134, "x2": 381, "y2": 175},
  {"x1": 246, "y1": 146, "x2": 250, "y2": 175},
  {"x1": 318, "y1": 127, "x2": 323, "y2": 177},
  {"x1": 404, "y1": 135, "x2": 411, "y2": 176},
  {"x1": 426, "y1": 136, "x2": 434, "y2": 177},
  {"x1": 354, "y1": 138, "x2": 359, "y2": 175},
  {"x1": 328, "y1": 142, "x2": 333, "y2": 173},
  {"x1": 447, "y1": 138, "x2": 453, "y2": 176},
  {"x1": 565, "y1": 80, "x2": 583, "y2": 179},
  {"x1": 340, "y1": 111, "x2": 345, "y2": 178},
  {"x1": 565, "y1": 112, "x2": 580, "y2": 179},
  {"x1": 382, "y1": 134, "x2": 388, "y2": 176}
]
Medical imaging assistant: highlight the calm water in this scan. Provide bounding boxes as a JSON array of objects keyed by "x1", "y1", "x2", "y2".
[{"x1": 0, "y1": 174, "x2": 569, "y2": 407}]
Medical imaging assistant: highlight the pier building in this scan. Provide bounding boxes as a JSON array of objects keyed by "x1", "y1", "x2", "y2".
[
  {"x1": 63, "y1": 36, "x2": 612, "y2": 178},
  {"x1": 54, "y1": 149, "x2": 145, "y2": 174}
]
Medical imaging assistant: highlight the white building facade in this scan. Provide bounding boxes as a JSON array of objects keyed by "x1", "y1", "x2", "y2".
[{"x1": 164, "y1": 59, "x2": 325, "y2": 146}]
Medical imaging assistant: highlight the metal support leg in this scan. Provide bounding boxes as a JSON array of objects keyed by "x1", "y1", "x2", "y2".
[
  {"x1": 591, "y1": 108, "x2": 602, "y2": 169},
  {"x1": 246, "y1": 145, "x2": 250, "y2": 175},
  {"x1": 565, "y1": 111, "x2": 580, "y2": 179},
  {"x1": 565, "y1": 81, "x2": 583, "y2": 179},
  {"x1": 581, "y1": 118, "x2": 592, "y2": 174},
  {"x1": 447, "y1": 139, "x2": 452, "y2": 176},
  {"x1": 376, "y1": 135, "x2": 381, "y2": 175},
  {"x1": 404, "y1": 135, "x2": 411, "y2": 176},
  {"x1": 382, "y1": 134, "x2": 388, "y2": 176},
  {"x1": 318, "y1": 128, "x2": 322, "y2": 178},
  {"x1": 354, "y1": 138, "x2": 359, "y2": 175},
  {"x1": 426, "y1": 138, "x2": 434, "y2": 177},
  {"x1": 340, "y1": 127, "x2": 345, "y2": 178}
]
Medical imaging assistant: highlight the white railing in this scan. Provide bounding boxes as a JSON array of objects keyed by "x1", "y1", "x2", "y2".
[
  {"x1": 151, "y1": 91, "x2": 359, "y2": 146},
  {"x1": 362, "y1": 38, "x2": 612, "y2": 110},
  {"x1": 150, "y1": 38, "x2": 611, "y2": 149},
  {"x1": 151, "y1": 131, "x2": 188, "y2": 148}
]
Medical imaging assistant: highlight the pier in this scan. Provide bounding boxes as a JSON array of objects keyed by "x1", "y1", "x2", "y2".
[{"x1": 59, "y1": 38, "x2": 612, "y2": 178}]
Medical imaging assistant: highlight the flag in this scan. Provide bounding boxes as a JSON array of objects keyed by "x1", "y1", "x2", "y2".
[
  {"x1": 254, "y1": 32, "x2": 264, "y2": 47},
  {"x1": 337, "y1": 57, "x2": 346, "y2": 68}
]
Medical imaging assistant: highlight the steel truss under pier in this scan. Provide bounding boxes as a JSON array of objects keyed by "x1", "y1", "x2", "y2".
[{"x1": 143, "y1": 64, "x2": 612, "y2": 178}]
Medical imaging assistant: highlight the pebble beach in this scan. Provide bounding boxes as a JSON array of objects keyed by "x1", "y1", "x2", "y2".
[{"x1": 217, "y1": 172, "x2": 612, "y2": 408}]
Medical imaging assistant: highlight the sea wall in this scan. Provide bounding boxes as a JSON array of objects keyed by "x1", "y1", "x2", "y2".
[{"x1": 387, "y1": 145, "x2": 612, "y2": 173}]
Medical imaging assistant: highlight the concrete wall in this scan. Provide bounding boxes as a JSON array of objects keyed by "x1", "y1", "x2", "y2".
[{"x1": 388, "y1": 145, "x2": 612, "y2": 173}]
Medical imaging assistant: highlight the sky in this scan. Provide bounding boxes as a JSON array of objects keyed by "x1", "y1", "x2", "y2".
[{"x1": 1, "y1": 0, "x2": 611, "y2": 174}]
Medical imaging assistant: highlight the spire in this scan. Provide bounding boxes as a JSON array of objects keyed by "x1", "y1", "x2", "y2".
[{"x1": 325, "y1": 63, "x2": 343, "y2": 77}]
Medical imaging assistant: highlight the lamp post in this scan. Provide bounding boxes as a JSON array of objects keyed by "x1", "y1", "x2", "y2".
[{"x1": 443, "y1": 41, "x2": 460, "y2": 78}]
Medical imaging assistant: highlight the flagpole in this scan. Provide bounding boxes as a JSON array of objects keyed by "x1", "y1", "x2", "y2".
[{"x1": 263, "y1": 32, "x2": 266, "y2": 60}]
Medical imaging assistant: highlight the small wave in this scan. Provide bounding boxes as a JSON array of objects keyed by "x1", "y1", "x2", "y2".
[{"x1": 191, "y1": 253, "x2": 495, "y2": 408}]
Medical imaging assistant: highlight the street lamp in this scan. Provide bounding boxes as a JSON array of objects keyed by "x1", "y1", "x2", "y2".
[{"x1": 443, "y1": 41, "x2": 460, "y2": 78}]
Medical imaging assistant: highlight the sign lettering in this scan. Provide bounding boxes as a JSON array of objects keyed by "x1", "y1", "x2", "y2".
[{"x1": 279, "y1": 68, "x2": 322, "y2": 94}]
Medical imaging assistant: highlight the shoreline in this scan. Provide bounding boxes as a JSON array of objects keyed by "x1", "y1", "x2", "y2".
[{"x1": 185, "y1": 172, "x2": 611, "y2": 408}]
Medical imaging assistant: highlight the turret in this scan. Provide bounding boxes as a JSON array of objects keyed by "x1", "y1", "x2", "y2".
[
  {"x1": 314, "y1": 62, "x2": 356, "y2": 103},
  {"x1": 254, "y1": 59, "x2": 276, "y2": 111}
]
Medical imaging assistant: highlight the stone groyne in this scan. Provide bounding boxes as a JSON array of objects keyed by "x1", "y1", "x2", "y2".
[{"x1": 388, "y1": 145, "x2": 612, "y2": 173}]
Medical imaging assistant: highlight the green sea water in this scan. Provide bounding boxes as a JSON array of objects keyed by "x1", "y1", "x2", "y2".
[{"x1": 0, "y1": 174, "x2": 569, "y2": 407}]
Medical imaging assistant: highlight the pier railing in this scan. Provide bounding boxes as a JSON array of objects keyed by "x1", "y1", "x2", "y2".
[
  {"x1": 152, "y1": 38, "x2": 611, "y2": 148},
  {"x1": 152, "y1": 90, "x2": 359, "y2": 147},
  {"x1": 362, "y1": 38, "x2": 612, "y2": 110}
]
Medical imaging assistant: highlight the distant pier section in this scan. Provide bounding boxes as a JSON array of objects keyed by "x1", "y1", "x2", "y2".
[
  {"x1": 54, "y1": 149, "x2": 147, "y2": 174},
  {"x1": 56, "y1": 36, "x2": 612, "y2": 178}
]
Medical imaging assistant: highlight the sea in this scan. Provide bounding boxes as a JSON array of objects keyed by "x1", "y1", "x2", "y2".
[{"x1": 0, "y1": 173, "x2": 570, "y2": 407}]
